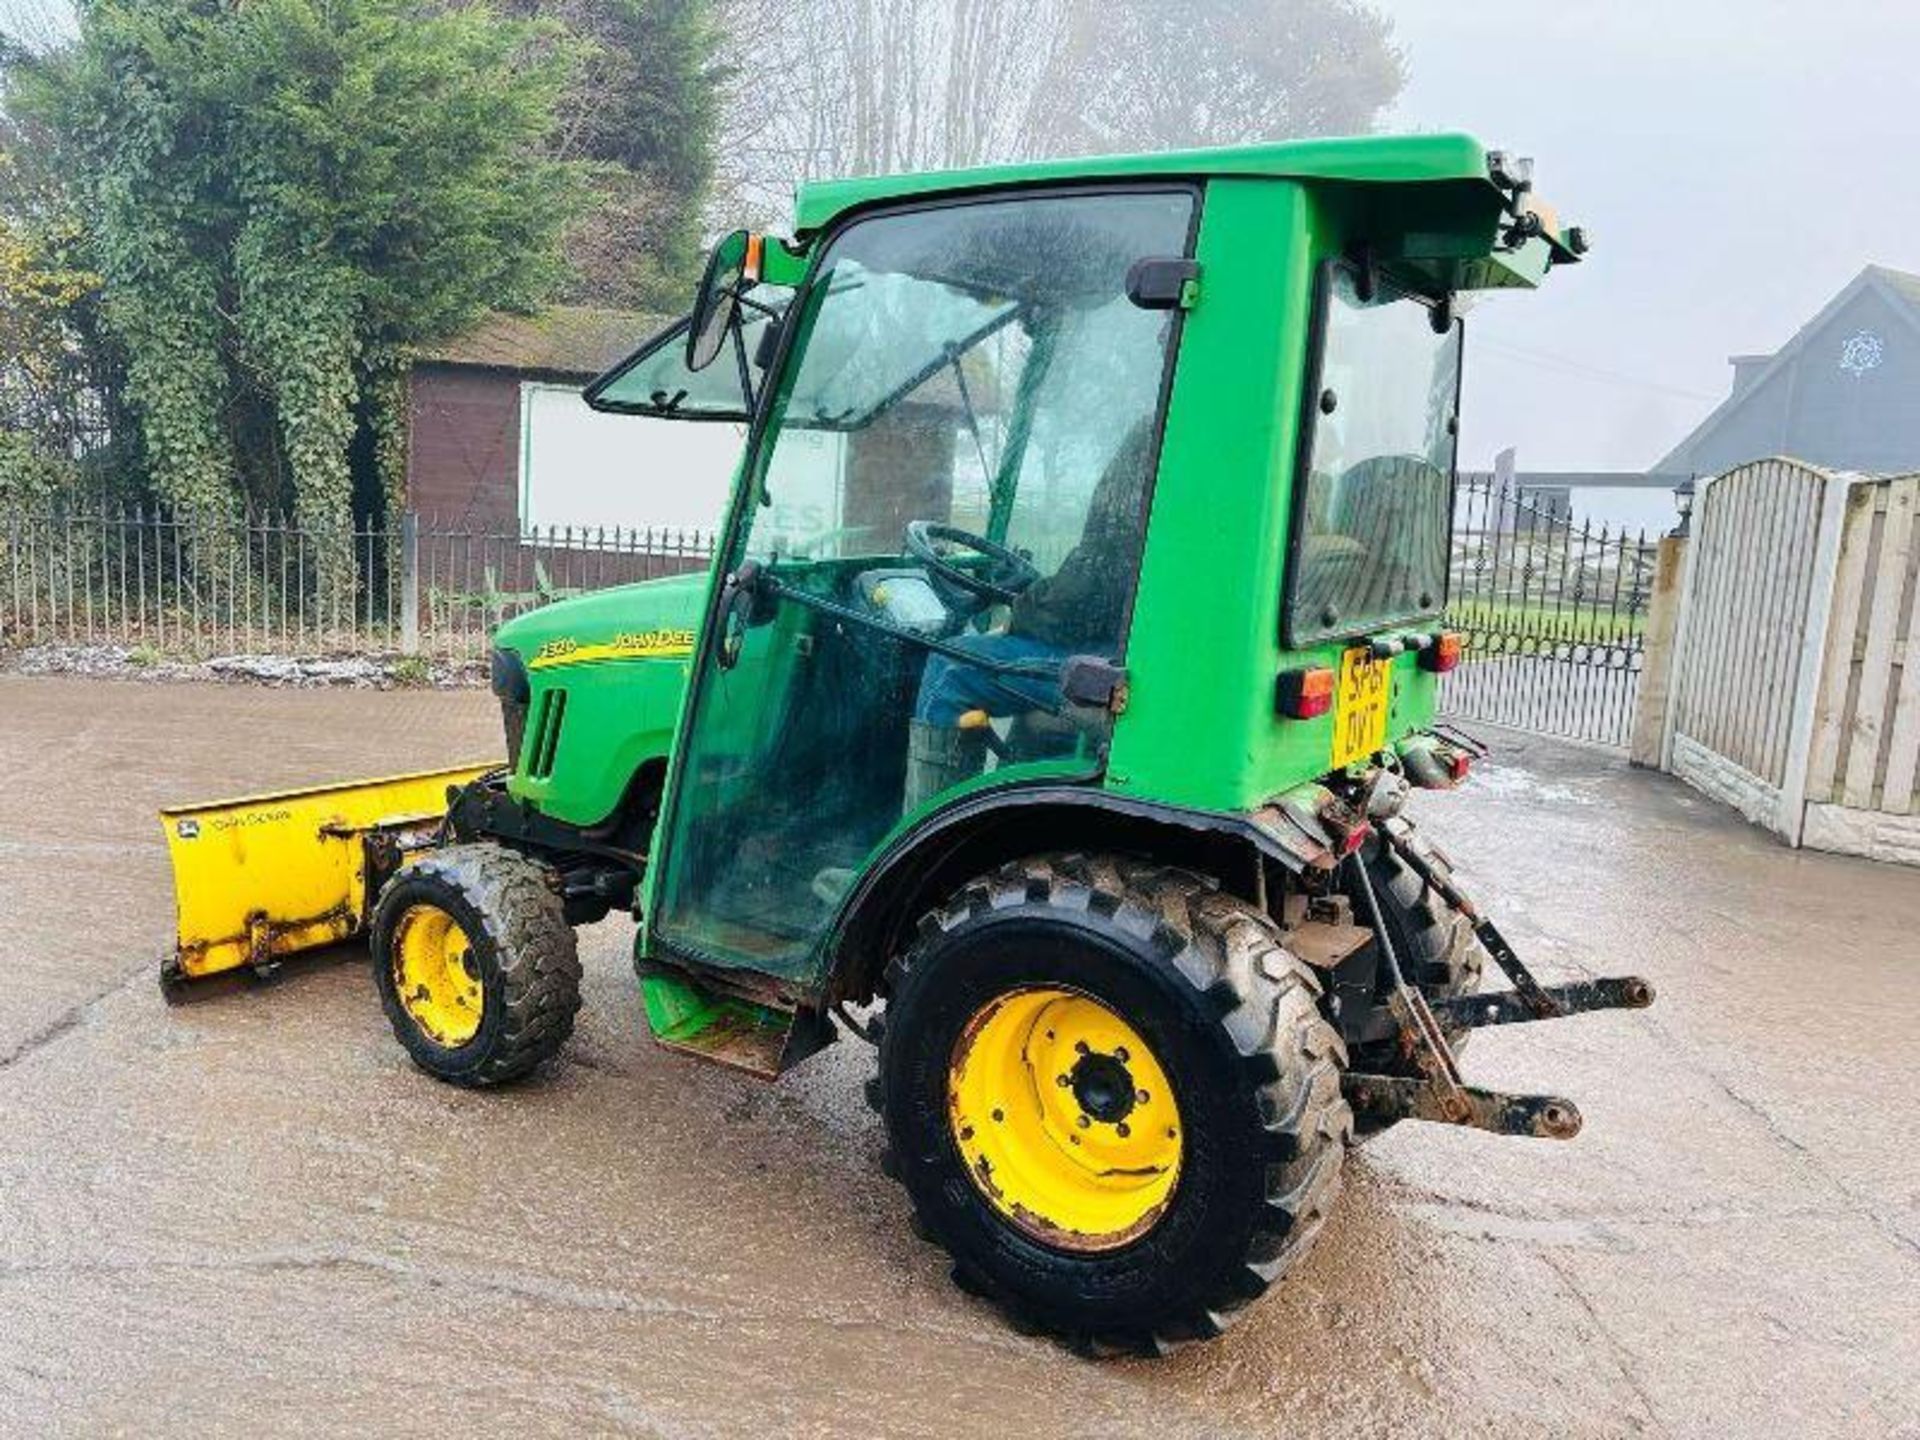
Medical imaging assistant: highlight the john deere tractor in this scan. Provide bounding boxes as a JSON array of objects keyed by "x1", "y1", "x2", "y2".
[{"x1": 162, "y1": 134, "x2": 1652, "y2": 1353}]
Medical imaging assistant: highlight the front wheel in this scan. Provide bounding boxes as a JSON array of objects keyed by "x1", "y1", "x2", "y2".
[
  {"x1": 371, "y1": 844, "x2": 582, "y2": 1087},
  {"x1": 871, "y1": 854, "x2": 1351, "y2": 1354}
]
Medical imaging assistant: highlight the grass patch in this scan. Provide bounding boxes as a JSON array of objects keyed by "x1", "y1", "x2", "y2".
[{"x1": 388, "y1": 655, "x2": 431, "y2": 687}]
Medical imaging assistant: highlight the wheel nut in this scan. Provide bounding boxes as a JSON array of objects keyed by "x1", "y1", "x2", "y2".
[
  {"x1": 1116, "y1": 1123, "x2": 1131, "y2": 1138},
  {"x1": 1074, "y1": 1040, "x2": 1090, "y2": 1055},
  {"x1": 1077, "y1": 1114, "x2": 1091, "y2": 1129},
  {"x1": 1056, "y1": 1074, "x2": 1071, "y2": 1088},
  {"x1": 991, "y1": 1108, "x2": 1004, "y2": 1122},
  {"x1": 1115, "y1": 1046, "x2": 1129, "y2": 1062},
  {"x1": 1136, "y1": 1089, "x2": 1150, "y2": 1105}
]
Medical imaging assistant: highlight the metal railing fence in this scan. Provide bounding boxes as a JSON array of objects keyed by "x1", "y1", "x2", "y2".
[
  {"x1": 0, "y1": 502, "x2": 716, "y2": 661},
  {"x1": 1440, "y1": 475, "x2": 1662, "y2": 748}
]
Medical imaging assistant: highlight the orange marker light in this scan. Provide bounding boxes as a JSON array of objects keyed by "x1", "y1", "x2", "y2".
[
  {"x1": 1276, "y1": 666, "x2": 1337, "y2": 720},
  {"x1": 1421, "y1": 632, "x2": 1463, "y2": 674},
  {"x1": 743, "y1": 233, "x2": 765, "y2": 283}
]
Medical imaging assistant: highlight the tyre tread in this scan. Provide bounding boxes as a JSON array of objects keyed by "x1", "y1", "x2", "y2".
[
  {"x1": 872, "y1": 851, "x2": 1352, "y2": 1355},
  {"x1": 373, "y1": 843, "x2": 581, "y2": 1087}
]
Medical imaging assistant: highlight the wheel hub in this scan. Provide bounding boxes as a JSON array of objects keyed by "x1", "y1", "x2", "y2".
[
  {"x1": 1069, "y1": 1052, "x2": 1137, "y2": 1125},
  {"x1": 947, "y1": 986, "x2": 1182, "y2": 1253}
]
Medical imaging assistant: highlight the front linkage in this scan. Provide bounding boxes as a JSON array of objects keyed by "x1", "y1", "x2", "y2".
[{"x1": 1342, "y1": 818, "x2": 1655, "y2": 1140}]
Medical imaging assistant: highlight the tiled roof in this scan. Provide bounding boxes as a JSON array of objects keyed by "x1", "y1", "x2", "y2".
[{"x1": 416, "y1": 306, "x2": 670, "y2": 379}]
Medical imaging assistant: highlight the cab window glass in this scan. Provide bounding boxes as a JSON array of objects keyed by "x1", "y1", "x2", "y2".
[{"x1": 1289, "y1": 265, "x2": 1461, "y2": 643}]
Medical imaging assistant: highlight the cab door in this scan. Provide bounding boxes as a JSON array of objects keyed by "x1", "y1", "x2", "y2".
[{"x1": 645, "y1": 187, "x2": 1198, "y2": 985}]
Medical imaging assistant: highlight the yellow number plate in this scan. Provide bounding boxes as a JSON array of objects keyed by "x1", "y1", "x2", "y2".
[{"x1": 1331, "y1": 648, "x2": 1391, "y2": 769}]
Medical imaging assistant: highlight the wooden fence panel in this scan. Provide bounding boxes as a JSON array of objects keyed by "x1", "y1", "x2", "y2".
[{"x1": 1803, "y1": 475, "x2": 1920, "y2": 839}]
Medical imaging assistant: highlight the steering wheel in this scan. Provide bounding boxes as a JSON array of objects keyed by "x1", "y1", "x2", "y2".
[{"x1": 904, "y1": 521, "x2": 1041, "y2": 613}]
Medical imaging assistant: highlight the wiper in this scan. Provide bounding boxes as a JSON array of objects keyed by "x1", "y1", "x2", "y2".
[{"x1": 647, "y1": 387, "x2": 690, "y2": 415}]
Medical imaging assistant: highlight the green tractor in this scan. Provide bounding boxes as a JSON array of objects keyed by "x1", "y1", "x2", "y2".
[{"x1": 163, "y1": 133, "x2": 1652, "y2": 1353}]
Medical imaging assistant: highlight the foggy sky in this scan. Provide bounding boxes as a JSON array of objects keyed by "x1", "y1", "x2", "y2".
[
  {"x1": 7, "y1": 0, "x2": 1916, "y2": 483},
  {"x1": 1383, "y1": 0, "x2": 1920, "y2": 474}
]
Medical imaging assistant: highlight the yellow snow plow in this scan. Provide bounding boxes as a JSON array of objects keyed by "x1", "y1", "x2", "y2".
[{"x1": 159, "y1": 763, "x2": 494, "y2": 995}]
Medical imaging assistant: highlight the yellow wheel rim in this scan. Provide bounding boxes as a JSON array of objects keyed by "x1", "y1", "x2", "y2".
[
  {"x1": 391, "y1": 903, "x2": 483, "y2": 1047},
  {"x1": 947, "y1": 986, "x2": 1182, "y2": 1252}
]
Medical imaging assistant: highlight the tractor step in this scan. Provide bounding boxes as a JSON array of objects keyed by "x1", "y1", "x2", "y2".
[{"x1": 638, "y1": 967, "x2": 834, "y2": 1080}]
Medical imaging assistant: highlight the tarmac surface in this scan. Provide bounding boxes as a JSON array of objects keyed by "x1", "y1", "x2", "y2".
[{"x1": 1, "y1": 673, "x2": 1916, "y2": 1438}]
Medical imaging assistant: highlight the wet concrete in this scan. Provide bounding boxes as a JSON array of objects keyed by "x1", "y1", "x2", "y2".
[{"x1": 1, "y1": 673, "x2": 1916, "y2": 1437}]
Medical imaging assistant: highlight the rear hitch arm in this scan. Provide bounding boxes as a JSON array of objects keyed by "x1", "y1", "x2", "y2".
[
  {"x1": 1342, "y1": 1074, "x2": 1583, "y2": 1140},
  {"x1": 1378, "y1": 818, "x2": 1656, "y2": 1023},
  {"x1": 1341, "y1": 824, "x2": 1657, "y2": 1143},
  {"x1": 1427, "y1": 975, "x2": 1653, "y2": 1031}
]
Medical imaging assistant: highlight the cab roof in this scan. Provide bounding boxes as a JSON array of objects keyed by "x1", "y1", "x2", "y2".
[{"x1": 791, "y1": 132, "x2": 1501, "y2": 237}]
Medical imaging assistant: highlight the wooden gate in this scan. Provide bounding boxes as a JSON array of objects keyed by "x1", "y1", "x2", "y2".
[
  {"x1": 1663, "y1": 460, "x2": 1842, "y2": 832},
  {"x1": 1662, "y1": 459, "x2": 1920, "y2": 863}
]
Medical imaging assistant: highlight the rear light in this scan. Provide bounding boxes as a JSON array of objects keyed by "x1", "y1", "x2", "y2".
[
  {"x1": 1421, "y1": 631, "x2": 1464, "y2": 673},
  {"x1": 1276, "y1": 666, "x2": 1337, "y2": 720},
  {"x1": 1448, "y1": 750, "x2": 1472, "y2": 783}
]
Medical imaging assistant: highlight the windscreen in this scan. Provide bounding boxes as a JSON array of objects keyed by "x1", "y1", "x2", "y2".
[{"x1": 1288, "y1": 264, "x2": 1462, "y2": 644}]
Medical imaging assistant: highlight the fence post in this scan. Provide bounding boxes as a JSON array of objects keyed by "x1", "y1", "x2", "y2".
[
  {"x1": 400, "y1": 511, "x2": 421, "y2": 656},
  {"x1": 1629, "y1": 532, "x2": 1689, "y2": 769}
]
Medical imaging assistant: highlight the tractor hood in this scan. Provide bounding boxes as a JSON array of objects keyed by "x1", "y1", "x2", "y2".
[{"x1": 494, "y1": 569, "x2": 707, "y2": 674}]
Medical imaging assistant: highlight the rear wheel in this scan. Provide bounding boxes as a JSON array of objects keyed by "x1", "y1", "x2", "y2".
[
  {"x1": 871, "y1": 854, "x2": 1351, "y2": 1354},
  {"x1": 371, "y1": 844, "x2": 581, "y2": 1087}
]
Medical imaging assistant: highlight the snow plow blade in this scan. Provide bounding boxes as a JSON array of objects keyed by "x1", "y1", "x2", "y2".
[{"x1": 159, "y1": 764, "x2": 495, "y2": 994}]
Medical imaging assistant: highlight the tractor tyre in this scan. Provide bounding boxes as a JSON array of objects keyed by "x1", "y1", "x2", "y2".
[
  {"x1": 371, "y1": 843, "x2": 582, "y2": 1087},
  {"x1": 1345, "y1": 822, "x2": 1486, "y2": 1136},
  {"x1": 869, "y1": 853, "x2": 1351, "y2": 1355}
]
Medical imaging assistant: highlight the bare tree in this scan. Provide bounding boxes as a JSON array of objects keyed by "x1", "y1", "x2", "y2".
[
  {"x1": 714, "y1": 0, "x2": 1073, "y2": 223},
  {"x1": 712, "y1": 0, "x2": 1403, "y2": 229},
  {"x1": 1035, "y1": 0, "x2": 1406, "y2": 154}
]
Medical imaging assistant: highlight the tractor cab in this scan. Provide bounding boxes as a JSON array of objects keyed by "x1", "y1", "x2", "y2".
[{"x1": 583, "y1": 136, "x2": 1580, "y2": 987}]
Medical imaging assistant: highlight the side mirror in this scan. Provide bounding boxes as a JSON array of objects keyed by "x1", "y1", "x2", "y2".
[{"x1": 687, "y1": 229, "x2": 755, "y2": 373}]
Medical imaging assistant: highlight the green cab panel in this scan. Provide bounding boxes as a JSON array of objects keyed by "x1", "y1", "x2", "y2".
[{"x1": 494, "y1": 569, "x2": 711, "y2": 827}]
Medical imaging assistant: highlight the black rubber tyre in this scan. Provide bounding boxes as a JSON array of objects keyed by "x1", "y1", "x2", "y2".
[
  {"x1": 870, "y1": 853, "x2": 1352, "y2": 1355},
  {"x1": 371, "y1": 843, "x2": 582, "y2": 1087},
  {"x1": 1345, "y1": 821, "x2": 1486, "y2": 1133}
]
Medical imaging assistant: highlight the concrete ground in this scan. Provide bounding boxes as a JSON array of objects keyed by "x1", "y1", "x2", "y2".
[{"x1": 1, "y1": 674, "x2": 1915, "y2": 1438}]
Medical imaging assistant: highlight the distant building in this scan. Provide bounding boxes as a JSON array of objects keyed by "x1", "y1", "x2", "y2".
[
  {"x1": 1655, "y1": 265, "x2": 1920, "y2": 477},
  {"x1": 407, "y1": 306, "x2": 744, "y2": 536},
  {"x1": 1458, "y1": 450, "x2": 1686, "y2": 540}
]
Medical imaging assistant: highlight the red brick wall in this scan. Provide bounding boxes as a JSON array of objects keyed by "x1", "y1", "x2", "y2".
[{"x1": 407, "y1": 364, "x2": 524, "y2": 526}]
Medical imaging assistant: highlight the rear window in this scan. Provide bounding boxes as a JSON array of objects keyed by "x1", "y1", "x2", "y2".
[{"x1": 1285, "y1": 263, "x2": 1462, "y2": 646}]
